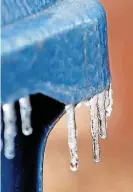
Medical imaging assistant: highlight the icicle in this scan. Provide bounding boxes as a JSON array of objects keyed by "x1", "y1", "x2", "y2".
[
  {"x1": 97, "y1": 90, "x2": 107, "y2": 139},
  {"x1": 19, "y1": 96, "x2": 33, "y2": 136},
  {"x1": 3, "y1": 103, "x2": 17, "y2": 159},
  {"x1": 65, "y1": 104, "x2": 78, "y2": 171},
  {"x1": 88, "y1": 95, "x2": 100, "y2": 163},
  {"x1": 105, "y1": 83, "x2": 113, "y2": 117}
]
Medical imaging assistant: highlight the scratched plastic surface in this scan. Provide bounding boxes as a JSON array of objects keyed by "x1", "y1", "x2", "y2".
[{"x1": 1, "y1": 0, "x2": 110, "y2": 105}]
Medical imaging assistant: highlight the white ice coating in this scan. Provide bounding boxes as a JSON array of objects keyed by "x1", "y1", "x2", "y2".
[
  {"x1": 19, "y1": 96, "x2": 33, "y2": 136},
  {"x1": 88, "y1": 95, "x2": 100, "y2": 162},
  {"x1": 3, "y1": 103, "x2": 17, "y2": 159},
  {"x1": 65, "y1": 104, "x2": 78, "y2": 171}
]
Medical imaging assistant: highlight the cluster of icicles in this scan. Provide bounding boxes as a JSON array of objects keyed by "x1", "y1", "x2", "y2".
[
  {"x1": 1, "y1": 84, "x2": 112, "y2": 171},
  {"x1": 65, "y1": 83, "x2": 113, "y2": 171},
  {"x1": 1, "y1": 97, "x2": 33, "y2": 159}
]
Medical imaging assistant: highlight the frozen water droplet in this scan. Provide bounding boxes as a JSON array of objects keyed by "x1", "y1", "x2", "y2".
[
  {"x1": 70, "y1": 160, "x2": 78, "y2": 172},
  {"x1": 19, "y1": 97, "x2": 33, "y2": 136},
  {"x1": 88, "y1": 95, "x2": 100, "y2": 162},
  {"x1": 3, "y1": 103, "x2": 17, "y2": 159},
  {"x1": 97, "y1": 90, "x2": 107, "y2": 139},
  {"x1": 65, "y1": 104, "x2": 78, "y2": 171},
  {"x1": 105, "y1": 83, "x2": 113, "y2": 117}
]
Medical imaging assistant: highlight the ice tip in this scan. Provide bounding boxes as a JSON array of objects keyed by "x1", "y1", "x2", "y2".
[
  {"x1": 3, "y1": 104, "x2": 10, "y2": 111},
  {"x1": 22, "y1": 127, "x2": 33, "y2": 136},
  {"x1": 100, "y1": 134, "x2": 107, "y2": 139},
  {"x1": 93, "y1": 155, "x2": 100, "y2": 163},
  {"x1": 4, "y1": 148, "x2": 15, "y2": 160},
  {"x1": 5, "y1": 153, "x2": 15, "y2": 160},
  {"x1": 70, "y1": 162, "x2": 78, "y2": 172}
]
